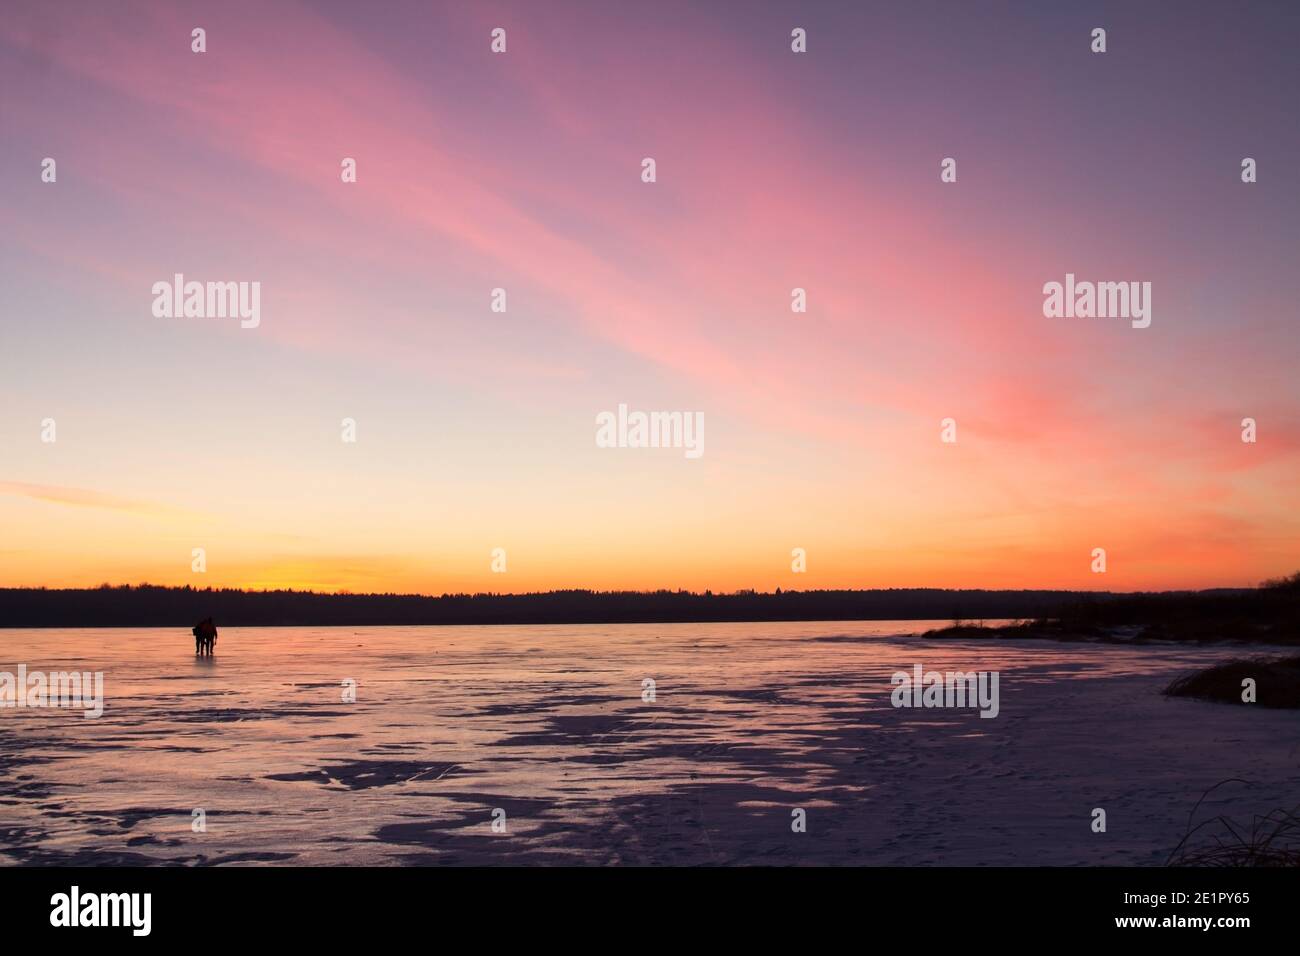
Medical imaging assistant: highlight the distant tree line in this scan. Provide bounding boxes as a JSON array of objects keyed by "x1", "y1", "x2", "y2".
[{"x1": 0, "y1": 582, "x2": 1259, "y2": 628}]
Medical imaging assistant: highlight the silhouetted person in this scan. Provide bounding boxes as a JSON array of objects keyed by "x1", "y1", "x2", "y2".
[{"x1": 192, "y1": 617, "x2": 218, "y2": 656}]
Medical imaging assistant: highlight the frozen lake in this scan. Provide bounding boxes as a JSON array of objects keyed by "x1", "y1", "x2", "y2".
[{"x1": 1, "y1": 622, "x2": 1294, "y2": 865}]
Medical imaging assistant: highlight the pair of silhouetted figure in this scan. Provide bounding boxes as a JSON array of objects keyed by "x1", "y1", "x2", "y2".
[{"x1": 193, "y1": 617, "x2": 218, "y2": 656}]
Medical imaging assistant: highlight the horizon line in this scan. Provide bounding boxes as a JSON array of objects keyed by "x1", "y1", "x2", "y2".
[{"x1": 0, "y1": 581, "x2": 1267, "y2": 600}]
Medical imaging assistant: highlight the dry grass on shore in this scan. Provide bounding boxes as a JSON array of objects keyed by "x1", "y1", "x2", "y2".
[
  {"x1": 1163, "y1": 655, "x2": 1300, "y2": 708},
  {"x1": 1167, "y1": 781, "x2": 1300, "y2": 866}
]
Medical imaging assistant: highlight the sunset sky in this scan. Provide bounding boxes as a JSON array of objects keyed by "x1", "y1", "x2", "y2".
[{"x1": 2, "y1": 0, "x2": 1298, "y2": 594}]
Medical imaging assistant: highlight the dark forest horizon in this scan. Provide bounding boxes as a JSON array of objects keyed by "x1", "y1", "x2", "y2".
[{"x1": 0, "y1": 581, "x2": 1265, "y2": 628}]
